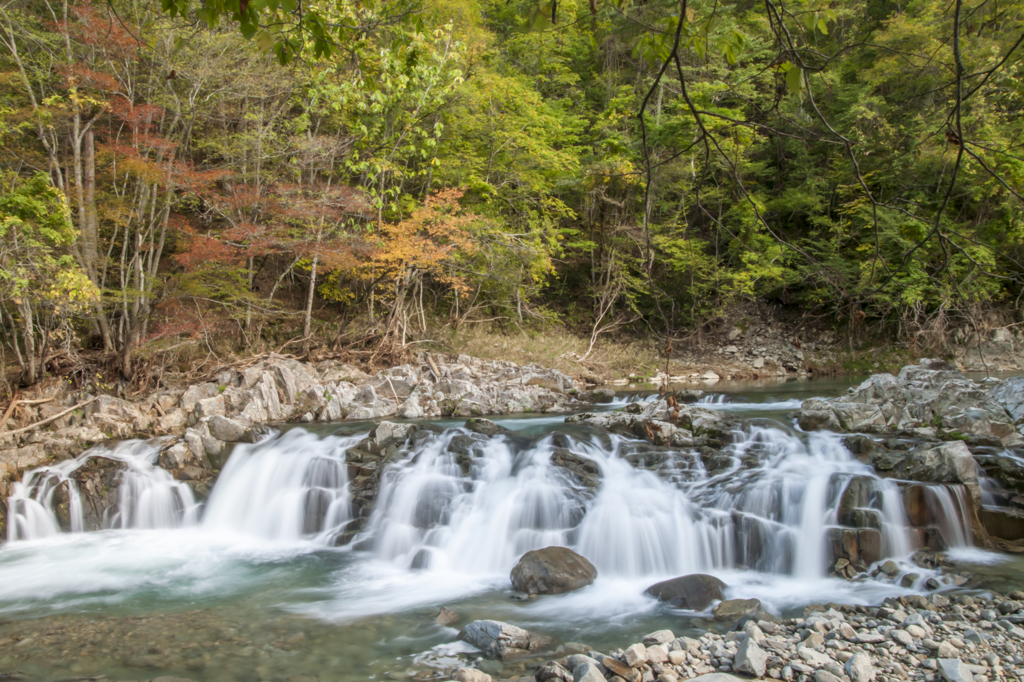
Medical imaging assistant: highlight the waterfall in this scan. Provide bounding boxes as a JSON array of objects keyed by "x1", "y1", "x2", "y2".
[
  {"x1": 361, "y1": 424, "x2": 920, "y2": 580},
  {"x1": 923, "y1": 485, "x2": 974, "y2": 548},
  {"x1": 201, "y1": 429, "x2": 356, "y2": 543},
  {"x1": 6, "y1": 441, "x2": 196, "y2": 542},
  {"x1": 6, "y1": 418, "x2": 971, "y2": 583}
]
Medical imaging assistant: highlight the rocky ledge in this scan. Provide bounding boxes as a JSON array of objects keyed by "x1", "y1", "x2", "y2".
[
  {"x1": 444, "y1": 590, "x2": 1024, "y2": 682},
  {"x1": 0, "y1": 353, "x2": 579, "y2": 537}
]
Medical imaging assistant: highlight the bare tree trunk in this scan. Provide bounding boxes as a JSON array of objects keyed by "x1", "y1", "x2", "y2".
[
  {"x1": 303, "y1": 255, "x2": 318, "y2": 353},
  {"x1": 17, "y1": 300, "x2": 36, "y2": 386}
]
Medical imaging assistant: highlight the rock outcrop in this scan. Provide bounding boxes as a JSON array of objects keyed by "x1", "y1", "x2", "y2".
[{"x1": 796, "y1": 360, "x2": 1023, "y2": 447}]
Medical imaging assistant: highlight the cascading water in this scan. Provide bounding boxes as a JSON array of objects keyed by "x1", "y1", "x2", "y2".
[
  {"x1": 922, "y1": 484, "x2": 975, "y2": 548},
  {"x1": 7, "y1": 430, "x2": 357, "y2": 545},
  {"x1": 202, "y1": 429, "x2": 356, "y2": 543},
  {"x1": 361, "y1": 423, "x2": 922, "y2": 582},
  {"x1": 6, "y1": 440, "x2": 197, "y2": 542}
]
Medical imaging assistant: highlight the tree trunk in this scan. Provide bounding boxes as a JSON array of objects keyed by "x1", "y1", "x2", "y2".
[
  {"x1": 17, "y1": 300, "x2": 36, "y2": 386},
  {"x1": 303, "y1": 255, "x2": 318, "y2": 353}
]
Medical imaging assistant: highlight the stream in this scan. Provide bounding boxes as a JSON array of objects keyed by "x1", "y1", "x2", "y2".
[{"x1": 0, "y1": 376, "x2": 1020, "y2": 682}]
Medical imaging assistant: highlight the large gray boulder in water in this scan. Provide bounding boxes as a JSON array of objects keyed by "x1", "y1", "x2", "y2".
[
  {"x1": 510, "y1": 546, "x2": 597, "y2": 595},
  {"x1": 644, "y1": 573, "x2": 726, "y2": 609}
]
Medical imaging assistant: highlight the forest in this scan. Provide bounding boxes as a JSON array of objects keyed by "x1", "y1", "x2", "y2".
[{"x1": 0, "y1": 0, "x2": 1022, "y2": 387}]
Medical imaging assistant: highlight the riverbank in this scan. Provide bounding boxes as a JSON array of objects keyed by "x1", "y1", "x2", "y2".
[{"x1": 439, "y1": 587, "x2": 1024, "y2": 682}]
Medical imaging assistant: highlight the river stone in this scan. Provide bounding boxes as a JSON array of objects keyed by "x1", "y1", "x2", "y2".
[
  {"x1": 510, "y1": 547, "x2": 597, "y2": 595},
  {"x1": 623, "y1": 643, "x2": 647, "y2": 667},
  {"x1": 457, "y1": 620, "x2": 531, "y2": 659},
  {"x1": 813, "y1": 672, "x2": 842, "y2": 682},
  {"x1": 733, "y1": 638, "x2": 767, "y2": 677},
  {"x1": 572, "y1": 662, "x2": 604, "y2": 682},
  {"x1": 537, "y1": 664, "x2": 574, "y2": 682},
  {"x1": 936, "y1": 658, "x2": 972, "y2": 682},
  {"x1": 844, "y1": 653, "x2": 875, "y2": 682},
  {"x1": 713, "y1": 598, "x2": 761, "y2": 622},
  {"x1": 453, "y1": 668, "x2": 492, "y2": 682},
  {"x1": 603, "y1": 656, "x2": 639, "y2": 682},
  {"x1": 644, "y1": 574, "x2": 726, "y2": 609},
  {"x1": 642, "y1": 629, "x2": 675, "y2": 645}
]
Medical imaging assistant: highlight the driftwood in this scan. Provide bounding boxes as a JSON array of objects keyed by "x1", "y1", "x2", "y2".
[
  {"x1": 0, "y1": 396, "x2": 98, "y2": 442},
  {"x1": 0, "y1": 389, "x2": 19, "y2": 432}
]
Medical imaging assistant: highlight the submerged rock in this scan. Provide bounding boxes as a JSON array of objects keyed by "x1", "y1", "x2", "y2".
[
  {"x1": 457, "y1": 620, "x2": 532, "y2": 659},
  {"x1": 644, "y1": 574, "x2": 726, "y2": 610},
  {"x1": 712, "y1": 597, "x2": 761, "y2": 622},
  {"x1": 510, "y1": 547, "x2": 597, "y2": 595}
]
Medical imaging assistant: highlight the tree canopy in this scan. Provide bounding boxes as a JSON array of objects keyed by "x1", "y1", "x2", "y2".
[{"x1": 0, "y1": 0, "x2": 1022, "y2": 384}]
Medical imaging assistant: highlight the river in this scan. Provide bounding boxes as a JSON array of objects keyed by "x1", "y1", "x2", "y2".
[{"x1": 0, "y1": 375, "x2": 1019, "y2": 681}]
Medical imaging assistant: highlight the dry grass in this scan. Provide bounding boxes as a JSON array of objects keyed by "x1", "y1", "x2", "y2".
[{"x1": 433, "y1": 324, "x2": 663, "y2": 381}]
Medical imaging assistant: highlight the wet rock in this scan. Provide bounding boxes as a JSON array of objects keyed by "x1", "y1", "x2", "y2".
[
  {"x1": 644, "y1": 574, "x2": 726, "y2": 610},
  {"x1": 458, "y1": 620, "x2": 532, "y2": 660},
  {"x1": 436, "y1": 606, "x2": 460, "y2": 627},
  {"x1": 712, "y1": 598, "x2": 760, "y2": 622},
  {"x1": 537, "y1": 663, "x2": 574, "y2": 682},
  {"x1": 733, "y1": 638, "x2": 766, "y2": 677},
  {"x1": 453, "y1": 668, "x2": 492, "y2": 682},
  {"x1": 871, "y1": 440, "x2": 978, "y2": 491},
  {"x1": 465, "y1": 418, "x2": 510, "y2": 436},
  {"x1": 590, "y1": 388, "x2": 616, "y2": 403},
  {"x1": 510, "y1": 547, "x2": 598, "y2": 595},
  {"x1": 373, "y1": 421, "x2": 414, "y2": 448}
]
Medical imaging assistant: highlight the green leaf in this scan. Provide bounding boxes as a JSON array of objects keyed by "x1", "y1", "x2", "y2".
[
  {"x1": 818, "y1": 18, "x2": 829, "y2": 35},
  {"x1": 786, "y1": 64, "x2": 803, "y2": 95},
  {"x1": 255, "y1": 29, "x2": 274, "y2": 52}
]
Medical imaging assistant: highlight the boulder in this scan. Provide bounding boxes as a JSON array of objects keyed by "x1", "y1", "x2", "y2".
[
  {"x1": 457, "y1": 620, "x2": 532, "y2": 660},
  {"x1": 871, "y1": 441, "x2": 979, "y2": 498},
  {"x1": 510, "y1": 547, "x2": 597, "y2": 595},
  {"x1": 644, "y1": 574, "x2": 726, "y2": 609},
  {"x1": 206, "y1": 415, "x2": 248, "y2": 442},
  {"x1": 712, "y1": 598, "x2": 761, "y2": 622},
  {"x1": 990, "y1": 376, "x2": 1024, "y2": 422}
]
